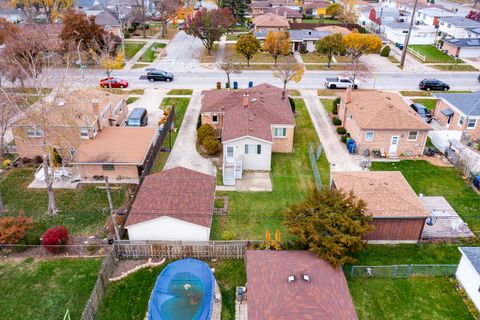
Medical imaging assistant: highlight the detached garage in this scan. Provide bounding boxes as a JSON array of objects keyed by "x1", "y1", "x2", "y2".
[
  {"x1": 456, "y1": 247, "x2": 480, "y2": 311},
  {"x1": 125, "y1": 166, "x2": 216, "y2": 241}
]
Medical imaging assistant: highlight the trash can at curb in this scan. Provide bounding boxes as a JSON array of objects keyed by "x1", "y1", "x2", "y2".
[{"x1": 216, "y1": 82, "x2": 221, "y2": 90}]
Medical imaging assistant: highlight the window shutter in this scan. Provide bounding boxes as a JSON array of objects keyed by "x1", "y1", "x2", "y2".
[{"x1": 257, "y1": 145, "x2": 261, "y2": 154}]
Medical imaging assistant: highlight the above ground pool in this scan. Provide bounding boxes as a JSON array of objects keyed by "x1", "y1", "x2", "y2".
[{"x1": 148, "y1": 259, "x2": 215, "y2": 320}]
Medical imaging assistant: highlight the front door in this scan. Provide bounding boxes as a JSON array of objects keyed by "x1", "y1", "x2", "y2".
[
  {"x1": 225, "y1": 145, "x2": 235, "y2": 162},
  {"x1": 389, "y1": 135, "x2": 399, "y2": 154}
]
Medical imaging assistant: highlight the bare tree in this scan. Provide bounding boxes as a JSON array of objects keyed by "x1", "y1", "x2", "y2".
[
  {"x1": 272, "y1": 58, "x2": 305, "y2": 91},
  {"x1": 217, "y1": 55, "x2": 241, "y2": 88},
  {"x1": 132, "y1": 0, "x2": 149, "y2": 38},
  {"x1": 154, "y1": 0, "x2": 182, "y2": 38},
  {"x1": 0, "y1": 92, "x2": 17, "y2": 159},
  {"x1": 89, "y1": 33, "x2": 124, "y2": 90}
]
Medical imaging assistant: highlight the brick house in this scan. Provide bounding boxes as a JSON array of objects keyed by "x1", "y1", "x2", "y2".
[
  {"x1": 255, "y1": 6, "x2": 302, "y2": 23},
  {"x1": 200, "y1": 84, "x2": 295, "y2": 185},
  {"x1": 338, "y1": 90, "x2": 431, "y2": 157},
  {"x1": 250, "y1": 1, "x2": 272, "y2": 15},
  {"x1": 433, "y1": 92, "x2": 480, "y2": 141},
  {"x1": 252, "y1": 12, "x2": 290, "y2": 32},
  {"x1": 12, "y1": 88, "x2": 128, "y2": 159}
]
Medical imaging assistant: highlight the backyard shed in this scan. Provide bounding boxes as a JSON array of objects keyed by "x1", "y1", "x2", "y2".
[
  {"x1": 125, "y1": 167, "x2": 216, "y2": 241},
  {"x1": 456, "y1": 247, "x2": 480, "y2": 311}
]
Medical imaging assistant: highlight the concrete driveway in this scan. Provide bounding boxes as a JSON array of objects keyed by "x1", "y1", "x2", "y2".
[
  {"x1": 164, "y1": 90, "x2": 216, "y2": 176},
  {"x1": 128, "y1": 89, "x2": 166, "y2": 128}
]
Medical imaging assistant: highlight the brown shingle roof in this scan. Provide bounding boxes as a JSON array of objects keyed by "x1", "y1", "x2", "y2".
[
  {"x1": 265, "y1": 6, "x2": 302, "y2": 18},
  {"x1": 304, "y1": 1, "x2": 330, "y2": 9},
  {"x1": 253, "y1": 12, "x2": 290, "y2": 27},
  {"x1": 250, "y1": 1, "x2": 271, "y2": 8},
  {"x1": 125, "y1": 167, "x2": 216, "y2": 228},
  {"x1": 315, "y1": 25, "x2": 352, "y2": 35},
  {"x1": 341, "y1": 91, "x2": 431, "y2": 130},
  {"x1": 72, "y1": 127, "x2": 156, "y2": 164},
  {"x1": 332, "y1": 171, "x2": 429, "y2": 218},
  {"x1": 201, "y1": 84, "x2": 294, "y2": 142},
  {"x1": 246, "y1": 250, "x2": 358, "y2": 320}
]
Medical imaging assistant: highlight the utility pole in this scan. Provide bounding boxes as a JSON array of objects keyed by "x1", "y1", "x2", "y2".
[
  {"x1": 105, "y1": 177, "x2": 121, "y2": 240},
  {"x1": 399, "y1": 0, "x2": 419, "y2": 69}
]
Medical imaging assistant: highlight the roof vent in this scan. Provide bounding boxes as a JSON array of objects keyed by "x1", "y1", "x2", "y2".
[
  {"x1": 303, "y1": 275, "x2": 310, "y2": 282},
  {"x1": 287, "y1": 275, "x2": 295, "y2": 283},
  {"x1": 251, "y1": 98, "x2": 257, "y2": 103},
  {"x1": 388, "y1": 104, "x2": 394, "y2": 108},
  {"x1": 58, "y1": 102, "x2": 65, "y2": 107},
  {"x1": 369, "y1": 182, "x2": 374, "y2": 185}
]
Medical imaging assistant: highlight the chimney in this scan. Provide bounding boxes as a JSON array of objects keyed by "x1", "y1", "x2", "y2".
[
  {"x1": 243, "y1": 93, "x2": 249, "y2": 108},
  {"x1": 91, "y1": 99, "x2": 100, "y2": 116},
  {"x1": 345, "y1": 86, "x2": 352, "y2": 104}
]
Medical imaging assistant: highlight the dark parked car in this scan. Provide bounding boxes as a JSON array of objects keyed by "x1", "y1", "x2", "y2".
[
  {"x1": 419, "y1": 79, "x2": 450, "y2": 91},
  {"x1": 126, "y1": 108, "x2": 148, "y2": 127},
  {"x1": 410, "y1": 103, "x2": 432, "y2": 123},
  {"x1": 146, "y1": 70, "x2": 174, "y2": 82}
]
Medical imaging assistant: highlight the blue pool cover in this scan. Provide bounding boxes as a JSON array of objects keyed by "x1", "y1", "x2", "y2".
[{"x1": 148, "y1": 259, "x2": 214, "y2": 320}]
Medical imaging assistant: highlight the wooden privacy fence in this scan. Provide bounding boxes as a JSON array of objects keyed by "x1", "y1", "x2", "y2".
[{"x1": 115, "y1": 240, "x2": 254, "y2": 260}]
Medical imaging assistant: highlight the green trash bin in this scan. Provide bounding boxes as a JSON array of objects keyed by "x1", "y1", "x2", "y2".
[{"x1": 226, "y1": 82, "x2": 230, "y2": 89}]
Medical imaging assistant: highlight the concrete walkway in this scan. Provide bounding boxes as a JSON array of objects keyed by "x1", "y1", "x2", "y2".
[
  {"x1": 300, "y1": 89, "x2": 361, "y2": 172},
  {"x1": 164, "y1": 90, "x2": 216, "y2": 176},
  {"x1": 123, "y1": 31, "x2": 164, "y2": 70}
]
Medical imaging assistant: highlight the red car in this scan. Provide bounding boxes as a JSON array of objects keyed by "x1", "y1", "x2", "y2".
[{"x1": 99, "y1": 77, "x2": 128, "y2": 88}]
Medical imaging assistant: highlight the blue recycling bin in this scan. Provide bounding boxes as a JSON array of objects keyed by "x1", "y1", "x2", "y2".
[
  {"x1": 347, "y1": 139, "x2": 356, "y2": 154},
  {"x1": 233, "y1": 81, "x2": 238, "y2": 89},
  {"x1": 248, "y1": 81, "x2": 253, "y2": 88},
  {"x1": 473, "y1": 175, "x2": 480, "y2": 190}
]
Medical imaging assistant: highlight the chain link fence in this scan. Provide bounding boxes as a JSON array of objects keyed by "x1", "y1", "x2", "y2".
[
  {"x1": 347, "y1": 264, "x2": 458, "y2": 278},
  {"x1": 309, "y1": 142, "x2": 322, "y2": 189}
]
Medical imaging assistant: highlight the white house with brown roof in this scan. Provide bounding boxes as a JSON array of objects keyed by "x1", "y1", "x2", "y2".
[
  {"x1": 332, "y1": 171, "x2": 429, "y2": 242},
  {"x1": 253, "y1": 12, "x2": 291, "y2": 32},
  {"x1": 338, "y1": 89, "x2": 431, "y2": 157},
  {"x1": 125, "y1": 167, "x2": 216, "y2": 241},
  {"x1": 200, "y1": 84, "x2": 295, "y2": 185}
]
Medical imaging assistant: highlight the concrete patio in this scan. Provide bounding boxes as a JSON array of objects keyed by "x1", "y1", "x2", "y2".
[{"x1": 216, "y1": 172, "x2": 272, "y2": 192}]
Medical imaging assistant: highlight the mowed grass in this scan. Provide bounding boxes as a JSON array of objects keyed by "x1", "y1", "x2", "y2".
[
  {"x1": 138, "y1": 42, "x2": 166, "y2": 63},
  {"x1": 430, "y1": 64, "x2": 478, "y2": 72},
  {"x1": 409, "y1": 45, "x2": 461, "y2": 63},
  {"x1": 412, "y1": 98, "x2": 438, "y2": 111},
  {"x1": 400, "y1": 90, "x2": 432, "y2": 97},
  {"x1": 348, "y1": 277, "x2": 473, "y2": 320},
  {"x1": 166, "y1": 89, "x2": 193, "y2": 95},
  {"x1": 371, "y1": 161, "x2": 480, "y2": 233},
  {"x1": 97, "y1": 260, "x2": 245, "y2": 320},
  {"x1": 123, "y1": 42, "x2": 146, "y2": 60},
  {"x1": 320, "y1": 98, "x2": 335, "y2": 113},
  {"x1": 224, "y1": 43, "x2": 276, "y2": 64},
  {"x1": 211, "y1": 99, "x2": 330, "y2": 240},
  {"x1": 301, "y1": 53, "x2": 329, "y2": 63},
  {"x1": 0, "y1": 258, "x2": 101, "y2": 320},
  {"x1": 0, "y1": 168, "x2": 131, "y2": 235},
  {"x1": 150, "y1": 97, "x2": 191, "y2": 173}
]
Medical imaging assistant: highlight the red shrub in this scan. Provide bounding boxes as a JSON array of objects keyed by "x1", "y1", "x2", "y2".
[
  {"x1": 0, "y1": 216, "x2": 33, "y2": 244},
  {"x1": 41, "y1": 226, "x2": 69, "y2": 254}
]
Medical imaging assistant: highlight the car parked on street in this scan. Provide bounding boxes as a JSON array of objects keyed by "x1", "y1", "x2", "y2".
[
  {"x1": 410, "y1": 103, "x2": 432, "y2": 123},
  {"x1": 418, "y1": 79, "x2": 450, "y2": 91},
  {"x1": 99, "y1": 77, "x2": 128, "y2": 88},
  {"x1": 146, "y1": 70, "x2": 174, "y2": 82},
  {"x1": 325, "y1": 76, "x2": 359, "y2": 89}
]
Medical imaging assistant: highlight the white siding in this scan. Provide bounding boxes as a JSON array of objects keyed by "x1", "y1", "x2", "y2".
[
  {"x1": 224, "y1": 136, "x2": 272, "y2": 171},
  {"x1": 457, "y1": 255, "x2": 480, "y2": 310},
  {"x1": 127, "y1": 216, "x2": 210, "y2": 241}
]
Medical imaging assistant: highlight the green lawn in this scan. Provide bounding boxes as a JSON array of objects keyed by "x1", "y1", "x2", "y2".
[
  {"x1": 97, "y1": 260, "x2": 245, "y2": 320},
  {"x1": 211, "y1": 99, "x2": 330, "y2": 240},
  {"x1": 166, "y1": 89, "x2": 193, "y2": 95},
  {"x1": 409, "y1": 45, "x2": 461, "y2": 63},
  {"x1": 430, "y1": 64, "x2": 478, "y2": 72},
  {"x1": 123, "y1": 42, "x2": 146, "y2": 60},
  {"x1": 0, "y1": 168, "x2": 131, "y2": 235},
  {"x1": 400, "y1": 90, "x2": 432, "y2": 97},
  {"x1": 225, "y1": 44, "x2": 276, "y2": 64},
  {"x1": 320, "y1": 98, "x2": 335, "y2": 113},
  {"x1": 301, "y1": 53, "x2": 329, "y2": 63},
  {"x1": 0, "y1": 258, "x2": 101, "y2": 320},
  {"x1": 348, "y1": 277, "x2": 473, "y2": 320},
  {"x1": 127, "y1": 96, "x2": 140, "y2": 104},
  {"x1": 138, "y1": 43, "x2": 166, "y2": 63},
  {"x1": 288, "y1": 89, "x2": 301, "y2": 96},
  {"x1": 412, "y1": 98, "x2": 437, "y2": 111},
  {"x1": 150, "y1": 97, "x2": 191, "y2": 173},
  {"x1": 371, "y1": 161, "x2": 480, "y2": 233}
]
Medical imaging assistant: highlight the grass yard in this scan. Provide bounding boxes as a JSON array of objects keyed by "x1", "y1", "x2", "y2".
[
  {"x1": 150, "y1": 97, "x2": 191, "y2": 173},
  {"x1": 301, "y1": 53, "x2": 329, "y2": 63},
  {"x1": 97, "y1": 260, "x2": 245, "y2": 320},
  {"x1": 320, "y1": 98, "x2": 335, "y2": 113},
  {"x1": 200, "y1": 43, "x2": 219, "y2": 64},
  {"x1": 123, "y1": 42, "x2": 146, "y2": 60},
  {"x1": 0, "y1": 168, "x2": 130, "y2": 235},
  {"x1": 305, "y1": 64, "x2": 352, "y2": 71},
  {"x1": 166, "y1": 89, "x2": 193, "y2": 95},
  {"x1": 127, "y1": 97, "x2": 140, "y2": 104},
  {"x1": 138, "y1": 43, "x2": 166, "y2": 63},
  {"x1": 288, "y1": 89, "x2": 301, "y2": 96},
  {"x1": 430, "y1": 64, "x2": 478, "y2": 72},
  {"x1": 131, "y1": 63, "x2": 149, "y2": 69},
  {"x1": 409, "y1": 45, "x2": 461, "y2": 63},
  {"x1": 226, "y1": 33, "x2": 248, "y2": 41},
  {"x1": 302, "y1": 18, "x2": 342, "y2": 24},
  {"x1": 317, "y1": 89, "x2": 337, "y2": 96},
  {"x1": 412, "y1": 98, "x2": 437, "y2": 111},
  {"x1": 371, "y1": 160, "x2": 480, "y2": 233},
  {"x1": 399, "y1": 90, "x2": 432, "y2": 97},
  {"x1": 348, "y1": 277, "x2": 473, "y2": 320},
  {"x1": 0, "y1": 258, "x2": 101, "y2": 320},
  {"x1": 211, "y1": 99, "x2": 330, "y2": 240},
  {"x1": 224, "y1": 44, "x2": 276, "y2": 64},
  {"x1": 334, "y1": 55, "x2": 353, "y2": 63}
]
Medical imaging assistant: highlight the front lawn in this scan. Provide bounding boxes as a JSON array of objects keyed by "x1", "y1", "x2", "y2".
[
  {"x1": 320, "y1": 98, "x2": 335, "y2": 113},
  {"x1": 97, "y1": 260, "x2": 245, "y2": 320},
  {"x1": 371, "y1": 161, "x2": 480, "y2": 233},
  {"x1": 409, "y1": 45, "x2": 461, "y2": 63},
  {"x1": 400, "y1": 90, "x2": 432, "y2": 97},
  {"x1": 301, "y1": 53, "x2": 329, "y2": 63},
  {"x1": 166, "y1": 89, "x2": 193, "y2": 95},
  {"x1": 430, "y1": 64, "x2": 478, "y2": 72},
  {"x1": 123, "y1": 42, "x2": 146, "y2": 60},
  {"x1": 348, "y1": 277, "x2": 473, "y2": 319},
  {"x1": 224, "y1": 43, "x2": 276, "y2": 64},
  {"x1": 200, "y1": 43, "x2": 219, "y2": 64},
  {"x1": 412, "y1": 98, "x2": 437, "y2": 111},
  {"x1": 0, "y1": 168, "x2": 131, "y2": 235},
  {"x1": 0, "y1": 258, "x2": 101, "y2": 319},
  {"x1": 211, "y1": 99, "x2": 330, "y2": 240},
  {"x1": 138, "y1": 43, "x2": 166, "y2": 63}
]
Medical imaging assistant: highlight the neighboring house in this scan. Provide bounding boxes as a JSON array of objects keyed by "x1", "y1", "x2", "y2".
[
  {"x1": 456, "y1": 247, "x2": 480, "y2": 311},
  {"x1": 270, "y1": 0, "x2": 297, "y2": 7},
  {"x1": 125, "y1": 167, "x2": 216, "y2": 241},
  {"x1": 331, "y1": 171, "x2": 429, "y2": 242},
  {"x1": 433, "y1": 92, "x2": 480, "y2": 141},
  {"x1": 252, "y1": 12, "x2": 290, "y2": 32},
  {"x1": 384, "y1": 22, "x2": 437, "y2": 45},
  {"x1": 71, "y1": 127, "x2": 156, "y2": 181},
  {"x1": 257, "y1": 6, "x2": 302, "y2": 23},
  {"x1": 466, "y1": 27, "x2": 480, "y2": 39},
  {"x1": 250, "y1": 1, "x2": 272, "y2": 15},
  {"x1": 303, "y1": 1, "x2": 330, "y2": 17},
  {"x1": 246, "y1": 250, "x2": 358, "y2": 319},
  {"x1": 200, "y1": 84, "x2": 295, "y2": 185},
  {"x1": 255, "y1": 29, "x2": 331, "y2": 51},
  {"x1": 89, "y1": 7, "x2": 124, "y2": 37},
  {"x1": 415, "y1": 7, "x2": 456, "y2": 27},
  {"x1": 12, "y1": 88, "x2": 128, "y2": 159},
  {"x1": 337, "y1": 90, "x2": 431, "y2": 157},
  {"x1": 441, "y1": 37, "x2": 480, "y2": 58},
  {"x1": 367, "y1": 7, "x2": 402, "y2": 33},
  {"x1": 438, "y1": 16, "x2": 480, "y2": 38},
  {"x1": 0, "y1": 8, "x2": 26, "y2": 22}
]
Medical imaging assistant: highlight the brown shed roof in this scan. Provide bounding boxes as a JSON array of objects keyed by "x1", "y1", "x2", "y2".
[
  {"x1": 340, "y1": 91, "x2": 431, "y2": 131},
  {"x1": 332, "y1": 171, "x2": 429, "y2": 218},
  {"x1": 125, "y1": 167, "x2": 216, "y2": 228},
  {"x1": 246, "y1": 250, "x2": 358, "y2": 320},
  {"x1": 253, "y1": 12, "x2": 290, "y2": 27},
  {"x1": 72, "y1": 127, "x2": 156, "y2": 164}
]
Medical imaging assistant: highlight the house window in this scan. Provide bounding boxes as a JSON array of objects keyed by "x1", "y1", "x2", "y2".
[
  {"x1": 408, "y1": 131, "x2": 419, "y2": 140},
  {"x1": 212, "y1": 114, "x2": 218, "y2": 124},
  {"x1": 80, "y1": 127, "x2": 89, "y2": 138},
  {"x1": 274, "y1": 127, "x2": 287, "y2": 137},
  {"x1": 447, "y1": 24, "x2": 451, "y2": 28},
  {"x1": 365, "y1": 131, "x2": 374, "y2": 141},
  {"x1": 245, "y1": 144, "x2": 261, "y2": 155},
  {"x1": 458, "y1": 116, "x2": 465, "y2": 126},
  {"x1": 102, "y1": 164, "x2": 115, "y2": 171},
  {"x1": 467, "y1": 119, "x2": 477, "y2": 129},
  {"x1": 69, "y1": 149, "x2": 76, "y2": 157},
  {"x1": 26, "y1": 127, "x2": 42, "y2": 137}
]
